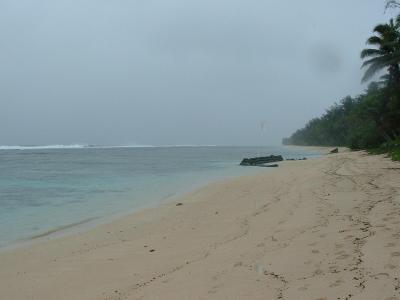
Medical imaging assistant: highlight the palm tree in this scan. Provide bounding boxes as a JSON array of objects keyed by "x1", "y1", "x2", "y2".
[{"x1": 361, "y1": 17, "x2": 400, "y2": 83}]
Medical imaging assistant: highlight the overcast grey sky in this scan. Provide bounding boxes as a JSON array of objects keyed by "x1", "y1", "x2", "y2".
[{"x1": 0, "y1": 0, "x2": 395, "y2": 146}]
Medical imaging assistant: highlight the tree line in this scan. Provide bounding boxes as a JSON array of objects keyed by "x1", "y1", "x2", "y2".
[{"x1": 283, "y1": 3, "x2": 400, "y2": 159}]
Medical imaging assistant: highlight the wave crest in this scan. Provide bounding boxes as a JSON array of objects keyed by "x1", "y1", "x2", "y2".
[
  {"x1": 0, "y1": 144, "x2": 217, "y2": 150},
  {"x1": 0, "y1": 144, "x2": 89, "y2": 150}
]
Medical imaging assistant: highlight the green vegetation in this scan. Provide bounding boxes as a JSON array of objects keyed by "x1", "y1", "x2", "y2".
[
  {"x1": 283, "y1": 6, "x2": 400, "y2": 161},
  {"x1": 368, "y1": 138, "x2": 400, "y2": 161},
  {"x1": 393, "y1": 149, "x2": 400, "y2": 160}
]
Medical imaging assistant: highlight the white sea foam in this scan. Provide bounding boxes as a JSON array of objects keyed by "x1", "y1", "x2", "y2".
[
  {"x1": 102, "y1": 145, "x2": 155, "y2": 148},
  {"x1": 159, "y1": 144, "x2": 217, "y2": 147},
  {"x1": 0, "y1": 144, "x2": 90, "y2": 150},
  {"x1": 0, "y1": 144, "x2": 217, "y2": 150}
]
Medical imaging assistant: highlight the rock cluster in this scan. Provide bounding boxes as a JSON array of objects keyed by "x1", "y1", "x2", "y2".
[{"x1": 240, "y1": 155, "x2": 283, "y2": 166}]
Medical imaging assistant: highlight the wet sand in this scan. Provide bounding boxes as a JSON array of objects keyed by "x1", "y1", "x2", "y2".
[{"x1": 1, "y1": 151, "x2": 399, "y2": 300}]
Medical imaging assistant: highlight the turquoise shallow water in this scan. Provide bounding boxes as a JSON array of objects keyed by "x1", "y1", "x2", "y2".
[{"x1": 0, "y1": 146, "x2": 320, "y2": 247}]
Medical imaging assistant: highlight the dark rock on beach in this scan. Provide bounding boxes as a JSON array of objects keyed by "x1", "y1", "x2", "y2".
[
  {"x1": 240, "y1": 155, "x2": 283, "y2": 166},
  {"x1": 330, "y1": 148, "x2": 339, "y2": 154}
]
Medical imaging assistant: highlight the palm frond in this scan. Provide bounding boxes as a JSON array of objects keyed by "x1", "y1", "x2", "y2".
[
  {"x1": 360, "y1": 48, "x2": 384, "y2": 59},
  {"x1": 378, "y1": 52, "x2": 400, "y2": 65},
  {"x1": 362, "y1": 52, "x2": 400, "y2": 68},
  {"x1": 380, "y1": 73, "x2": 391, "y2": 82},
  {"x1": 381, "y1": 40, "x2": 400, "y2": 49},
  {"x1": 373, "y1": 24, "x2": 392, "y2": 35},
  {"x1": 386, "y1": 0, "x2": 400, "y2": 10},
  {"x1": 362, "y1": 63, "x2": 388, "y2": 82},
  {"x1": 361, "y1": 52, "x2": 400, "y2": 82},
  {"x1": 367, "y1": 36, "x2": 383, "y2": 46}
]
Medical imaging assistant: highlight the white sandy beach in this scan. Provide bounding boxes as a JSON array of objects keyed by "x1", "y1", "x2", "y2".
[{"x1": 1, "y1": 151, "x2": 400, "y2": 300}]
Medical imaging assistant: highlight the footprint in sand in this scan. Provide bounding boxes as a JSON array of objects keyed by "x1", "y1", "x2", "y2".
[
  {"x1": 329, "y1": 279, "x2": 344, "y2": 287},
  {"x1": 337, "y1": 254, "x2": 350, "y2": 260},
  {"x1": 384, "y1": 263, "x2": 397, "y2": 270},
  {"x1": 329, "y1": 266, "x2": 340, "y2": 273},
  {"x1": 335, "y1": 243, "x2": 344, "y2": 249},
  {"x1": 314, "y1": 269, "x2": 324, "y2": 275},
  {"x1": 297, "y1": 284, "x2": 309, "y2": 291},
  {"x1": 372, "y1": 272, "x2": 389, "y2": 279},
  {"x1": 207, "y1": 285, "x2": 221, "y2": 295},
  {"x1": 386, "y1": 243, "x2": 396, "y2": 248},
  {"x1": 311, "y1": 249, "x2": 320, "y2": 254},
  {"x1": 391, "y1": 252, "x2": 400, "y2": 257},
  {"x1": 233, "y1": 261, "x2": 243, "y2": 267}
]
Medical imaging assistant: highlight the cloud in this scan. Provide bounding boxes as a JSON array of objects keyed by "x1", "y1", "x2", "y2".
[{"x1": 0, "y1": 0, "x2": 391, "y2": 145}]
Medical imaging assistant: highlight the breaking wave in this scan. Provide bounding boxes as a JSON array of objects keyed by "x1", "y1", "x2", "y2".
[
  {"x1": 0, "y1": 144, "x2": 90, "y2": 150},
  {"x1": 0, "y1": 144, "x2": 217, "y2": 150}
]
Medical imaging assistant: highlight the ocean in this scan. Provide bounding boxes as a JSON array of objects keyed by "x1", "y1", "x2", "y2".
[{"x1": 0, "y1": 145, "x2": 320, "y2": 248}]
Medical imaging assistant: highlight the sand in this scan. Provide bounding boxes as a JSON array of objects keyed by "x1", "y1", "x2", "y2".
[{"x1": 1, "y1": 151, "x2": 400, "y2": 300}]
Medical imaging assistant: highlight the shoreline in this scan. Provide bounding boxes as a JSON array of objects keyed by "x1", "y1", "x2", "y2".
[
  {"x1": 2, "y1": 150, "x2": 398, "y2": 299},
  {"x1": 2, "y1": 146, "x2": 322, "y2": 252},
  {"x1": 0, "y1": 163, "x2": 268, "y2": 252},
  {"x1": 283, "y1": 145, "x2": 349, "y2": 154}
]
